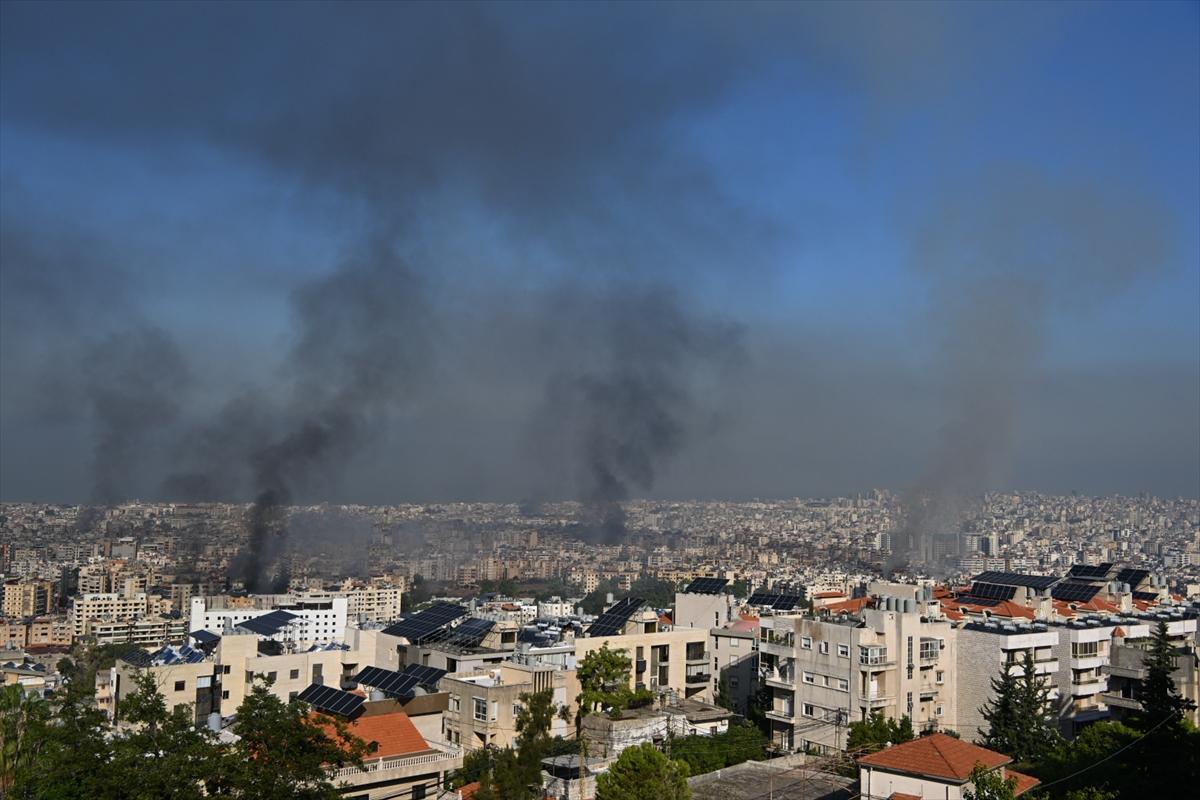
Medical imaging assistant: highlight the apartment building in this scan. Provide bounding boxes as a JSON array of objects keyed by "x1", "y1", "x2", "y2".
[
  {"x1": 1103, "y1": 631, "x2": 1200, "y2": 727},
  {"x1": 710, "y1": 617, "x2": 759, "y2": 715},
  {"x1": 70, "y1": 591, "x2": 164, "y2": 638},
  {"x1": 189, "y1": 594, "x2": 349, "y2": 643},
  {"x1": 574, "y1": 599, "x2": 710, "y2": 702},
  {"x1": 439, "y1": 662, "x2": 578, "y2": 750},
  {"x1": 1049, "y1": 610, "x2": 1197, "y2": 737},
  {"x1": 955, "y1": 620, "x2": 1060, "y2": 741},
  {"x1": 109, "y1": 645, "x2": 222, "y2": 726},
  {"x1": 3, "y1": 578, "x2": 54, "y2": 617},
  {"x1": 759, "y1": 595, "x2": 956, "y2": 754},
  {"x1": 92, "y1": 616, "x2": 188, "y2": 647}
]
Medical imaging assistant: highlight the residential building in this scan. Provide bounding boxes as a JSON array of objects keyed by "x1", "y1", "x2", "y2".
[
  {"x1": 956, "y1": 620, "x2": 1060, "y2": 741},
  {"x1": 189, "y1": 594, "x2": 349, "y2": 643},
  {"x1": 760, "y1": 594, "x2": 956, "y2": 754},
  {"x1": 3, "y1": 578, "x2": 54, "y2": 617},
  {"x1": 439, "y1": 662, "x2": 577, "y2": 750},
  {"x1": 1102, "y1": 627, "x2": 1200, "y2": 727},
  {"x1": 321, "y1": 709, "x2": 462, "y2": 800},
  {"x1": 857, "y1": 733, "x2": 1039, "y2": 799}
]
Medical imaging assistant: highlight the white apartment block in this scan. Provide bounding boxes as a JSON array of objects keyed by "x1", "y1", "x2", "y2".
[
  {"x1": 70, "y1": 592, "x2": 157, "y2": 638},
  {"x1": 955, "y1": 620, "x2": 1060, "y2": 741},
  {"x1": 189, "y1": 595, "x2": 348, "y2": 643}
]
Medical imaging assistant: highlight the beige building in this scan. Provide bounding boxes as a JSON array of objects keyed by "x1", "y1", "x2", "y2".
[
  {"x1": 3, "y1": 578, "x2": 54, "y2": 617},
  {"x1": 575, "y1": 606, "x2": 710, "y2": 702},
  {"x1": 439, "y1": 662, "x2": 578, "y2": 751},
  {"x1": 70, "y1": 591, "x2": 170, "y2": 639}
]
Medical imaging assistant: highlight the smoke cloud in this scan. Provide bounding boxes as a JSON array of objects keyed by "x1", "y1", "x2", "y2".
[{"x1": 891, "y1": 169, "x2": 1172, "y2": 572}]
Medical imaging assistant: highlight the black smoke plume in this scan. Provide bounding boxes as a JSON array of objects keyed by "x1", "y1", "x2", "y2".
[{"x1": 536, "y1": 286, "x2": 742, "y2": 543}]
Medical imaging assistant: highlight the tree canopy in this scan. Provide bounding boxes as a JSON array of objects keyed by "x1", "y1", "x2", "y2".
[
  {"x1": 595, "y1": 742, "x2": 691, "y2": 800},
  {"x1": 980, "y1": 651, "x2": 1059, "y2": 763}
]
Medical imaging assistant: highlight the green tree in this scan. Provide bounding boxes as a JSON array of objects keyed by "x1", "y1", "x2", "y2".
[
  {"x1": 577, "y1": 644, "x2": 633, "y2": 713},
  {"x1": 1010, "y1": 651, "x2": 1060, "y2": 762},
  {"x1": 472, "y1": 689, "x2": 568, "y2": 800},
  {"x1": 1062, "y1": 788, "x2": 1118, "y2": 800},
  {"x1": 963, "y1": 763, "x2": 1016, "y2": 800},
  {"x1": 672, "y1": 721, "x2": 766, "y2": 776},
  {"x1": 595, "y1": 742, "x2": 691, "y2": 800},
  {"x1": 846, "y1": 711, "x2": 914, "y2": 753},
  {"x1": 219, "y1": 680, "x2": 371, "y2": 800},
  {"x1": 1, "y1": 685, "x2": 48, "y2": 794},
  {"x1": 1137, "y1": 620, "x2": 1196, "y2": 728},
  {"x1": 980, "y1": 660, "x2": 1020, "y2": 753}
]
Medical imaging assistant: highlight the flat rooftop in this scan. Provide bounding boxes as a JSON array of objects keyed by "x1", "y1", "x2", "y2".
[{"x1": 689, "y1": 760, "x2": 853, "y2": 800}]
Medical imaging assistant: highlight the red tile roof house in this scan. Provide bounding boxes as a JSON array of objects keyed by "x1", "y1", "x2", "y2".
[
  {"x1": 857, "y1": 733, "x2": 1039, "y2": 800},
  {"x1": 314, "y1": 709, "x2": 463, "y2": 799}
]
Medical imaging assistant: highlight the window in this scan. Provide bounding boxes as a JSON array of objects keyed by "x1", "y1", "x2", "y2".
[
  {"x1": 245, "y1": 671, "x2": 254, "y2": 685},
  {"x1": 174, "y1": 680, "x2": 186, "y2": 692},
  {"x1": 803, "y1": 703, "x2": 815, "y2": 717},
  {"x1": 513, "y1": 703, "x2": 522, "y2": 719},
  {"x1": 289, "y1": 691, "x2": 298, "y2": 702},
  {"x1": 821, "y1": 675, "x2": 831, "y2": 687},
  {"x1": 818, "y1": 641, "x2": 830, "y2": 655},
  {"x1": 473, "y1": 697, "x2": 487, "y2": 722},
  {"x1": 1073, "y1": 641, "x2": 1100, "y2": 658},
  {"x1": 800, "y1": 636, "x2": 812, "y2": 649},
  {"x1": 837, "y1": 644, "x2": 850, "y2": 658},
  {"x1": 266, "y1": 671, "x2": 277, "y2": 683},
  {"x1": 936, "y1": 670, "x2": 944, "y2": 684},
  {"x1": 413, "y1": 784, "x2": 427, "y2": 800},
  {"x1": 312, "y1": 664, "x2": 323, "y2": 683},
  {"x1": 936, "y1": 705, "x2": 944, "y2": 717},
  {"x1": 222, "y1": 665, "x2": 231, "y2": 675},
  {"x1": 730, "y1": 638, "x2": 740, "y2": 648},
  {"x1": 221, "y1": 690, "x2": 229, "y2": 700},
  {"x1": 803, "y1": 671, "x2": 815, "y2": 685},
  {"x1": 450, "y1": 694, "x2": 461, "y2": 712},
  {"x1": 836, "y1": 678, "x2": 849, "y2": 692},
  {"x1": 289, "y1": 669, "x2": 299, "y2": 680}
]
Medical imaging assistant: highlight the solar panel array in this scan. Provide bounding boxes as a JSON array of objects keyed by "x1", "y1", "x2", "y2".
[
  {"x1": 972, "y1": 571, "x2": 1059, "y2": 591},
  {"x1": 1116, "y1": 568, "x2": 1150, "y2": 588},
  {"x1": 381, "y1": 602, "x2": 467, "y2": 640},
  {"x1": 586, "y1": 597, "x2": 644, "y2": 636},
  {"x1": 1067, "y1": 563, "x2": 1114, "y2": 580},
  {"x1": 402, "y1": 663, "x2": 447, "y2": 686},
  {"x1": 190, "y1": 629, "x2": 221, "y2": 645},
  {"x1": 1051, "y1": 582, "x2": 1102, "y2": 603},
  {"x1": 419, "y1": 617, "x2": 496, "y2": 648},
  {"x1": 747, "y1": 591, "x2": 805, "y2": 610},
  {"x1": 1132, "y1": 591, "x2": 1159, "y2": 601},
  {"x1": 297, "y1": 683, "x2": 365, "y2": 718},
  {"x1": 237, "y1": 609, "x2": 300, "y2": 636},
  {"x1": 355, "y1": 666, "x2": 421, "y2": 698},
  {"x1": 684, "y1": 577, "x2": 728, "y2": 594},
  {"x1": 969, "y1": 582, "x2": 1018, "y2": 601},
  {"x1": 955, "y1": 597, "x2": 1002, "y2": 607}
]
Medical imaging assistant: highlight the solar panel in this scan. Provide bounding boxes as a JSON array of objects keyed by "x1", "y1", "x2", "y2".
[
  {"x1": 747, "y1": 591, "x2": 804, "y2": 610},
  {"x1": 1051, "y1": 582, "x2": 1102, "y2": 603},
  {"x1": 586, "y1": 597, "x2": 644, "y2": 637},
  {"x1": 972, "y1": 571, "x2": 1058, "y2": 591},
  {"x1": 446, "y1": 617, "x2": 495, "y2": 646},
  {"x1": 1132, "y1": 591, "x2": 1159, "y2": 601},
  {"x1": 1067, "y1": 563, "x2": 1114, "y2": 580},
  {"x1": 401, "y1": 663, "x2": 447, "y2": 687},
  {"x1": 684, "y1": 577, "x2": 728, "y2": 594},
  {"x1": 354, "y1": 666, "x2": 420, "y2": 698},
  {"x1": 969, "y1": 582, "x2": 1018, "y2": 601},
  {"x1": 237, "y1": 609, "x2": 300, "y2": 636},
  {"x1": 297, "y1": 683, "x2": 365, "y2": 718},
  {"x1": 1116, "y1": 568, "x2": 1150, "y2": 588},
  {"x1": 956, "y1": 597, "x2": 1002, "y2": 607},
  {"x1": 190, "y1": 629, "x2": 220, "y2": 645},
  {"x1": 381, "y1": 602, "x2": 467, "y2": 640}
]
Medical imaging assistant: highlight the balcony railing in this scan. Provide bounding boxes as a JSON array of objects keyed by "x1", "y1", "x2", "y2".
[
  {"x1": 685, "y1": 672, "x2": 711, "y2": 684},
  {"x1": 329, "y1": 742, "x2": 462, "y2": 780},
  {"x1": 859, "y1": 650, "x2": 891, "y2": 666}
]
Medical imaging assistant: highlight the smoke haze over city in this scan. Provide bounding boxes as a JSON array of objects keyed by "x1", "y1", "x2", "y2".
[{"x1": 2, "y1": 0, "x2": 1198, "y2": 509}]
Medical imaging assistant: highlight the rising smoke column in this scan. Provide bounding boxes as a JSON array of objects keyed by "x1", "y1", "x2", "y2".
[
  {"x1": 535, "y1": 286, "x2": 742, "y2": 543},
  {"x1": 890, "y1": 168, "x2": 1170, "y2": 573},
  {"x1": 222, "y1": 245, "x2": 429, "y2": 592}
]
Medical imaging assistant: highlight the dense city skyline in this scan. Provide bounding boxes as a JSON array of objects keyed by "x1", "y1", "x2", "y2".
[{"x1": 2, "y1": 1, "x2": 1198, "y2": 507}]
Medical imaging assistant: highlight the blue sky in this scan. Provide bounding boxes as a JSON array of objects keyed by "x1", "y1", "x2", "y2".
[{"x1": 1, "y1": 0, "x2": 1197, "y2": 503}]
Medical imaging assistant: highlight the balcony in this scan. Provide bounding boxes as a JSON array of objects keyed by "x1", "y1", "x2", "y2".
[
  {"x1": 863, "y1": 693, "x2": 893, "y2": 706},
  {"x1": 859, "y1": 650, "x2": 893, "y2": 668},
  {"x1": 764, "y1": 670, "x2": 794, "y2": 689},
  {"x1": 1101, "y1": 693, "x2": 1142, "y2": 711},
  {"x1": 685, "y1": 671, "x2": 711, "y2": 685},
  {"x1": 329, "y1": 741, "x2": 462, "y2": 787},
  {"x1": 765, "y1": 707, "x2": 797, "y2": 723},
  {"x1": 1071, "y1": 678, "x2": 1106, "y2": 697},
  {"x1": 761, "y1": 639, "x2": 794, "y2": 659},
  {"x1": 685, "y1": 649, "x2": 709, "y2": 665}
]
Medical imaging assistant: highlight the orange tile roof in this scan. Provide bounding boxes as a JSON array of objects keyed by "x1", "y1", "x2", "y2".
[
  {"x1": 890, "y1": 793, "x2": 922, "y2": 800},
  {"x1": 313, "y1": 710, "x2": 432, "y2": 761},
  {"x1": 1009, "y1": 769, "x2": 1041, "y2": 796},
  {"x1": 824, "y1": 597, "x2": 871, "y2": 614},
  {"x1": 459, "y1": 781, "x2": 482, "y2": 799},
  {"x1": 857, "y1": 733, "x2": 1010, "y2": 782},
  {"x1": 814, "y1": 591, "x2": 846, "y2": 599}
]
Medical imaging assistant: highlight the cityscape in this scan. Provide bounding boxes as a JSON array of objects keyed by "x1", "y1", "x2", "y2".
[{"x1": 2, "y1": 1, "x2": 1198, "y2": 800}]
